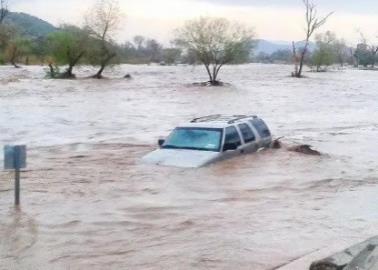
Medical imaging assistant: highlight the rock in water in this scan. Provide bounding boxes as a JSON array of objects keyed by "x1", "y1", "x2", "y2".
[
  {"x1": 271, "y1": 139, "x2": 282, "y2": 149},
  {"x1": 288, "y1": 145, "x2": 321, "y2": 156},
  {"x1": 310, "y1": 261, "x2": 345, "y2": 270},
  {"x1": 124, "y1": 74, "x2": 132, "y2": 79}
]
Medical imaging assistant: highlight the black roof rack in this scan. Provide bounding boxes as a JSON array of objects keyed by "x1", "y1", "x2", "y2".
[
  {"x1": 190, "y1": 114, "x2": 222, "y2": 123},
  {"x1": 191, "y1": 115, "x2": 258, "y2": 124}
]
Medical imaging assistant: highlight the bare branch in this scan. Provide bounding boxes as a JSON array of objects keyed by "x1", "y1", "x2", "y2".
[
  {"x1": 0, "y1": 0, "x2": 9, "y2": 25},
  {"x1": 292, "y1": 0, "x2": 333, "y2": 78}
]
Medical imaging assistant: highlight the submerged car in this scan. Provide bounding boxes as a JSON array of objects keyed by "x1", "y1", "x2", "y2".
[{"x1": 142, "y1": 115, "x2": 272, "y2": 168}]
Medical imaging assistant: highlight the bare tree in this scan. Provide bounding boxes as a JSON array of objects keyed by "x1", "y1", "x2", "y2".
[
  {"x1": 0, "y1": 0, "x2": 8, "y2": 25},
  {"x1": 292, "y1": 0, "x2": 333, "y2": 78},
  {"x1": 175, "y1": 17, "x2": 255, "y2": 86},
  {"x1": 85, "y1": 0, "x2": 122, "y2": 79}
]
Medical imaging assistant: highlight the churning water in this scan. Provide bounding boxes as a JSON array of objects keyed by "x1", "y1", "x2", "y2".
[{"x1": 0, "y1": 64, "x2": 377, "y2": 269}]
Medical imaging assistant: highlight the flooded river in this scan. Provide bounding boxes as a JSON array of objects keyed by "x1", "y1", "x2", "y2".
[{"x1": 0, "y1": 64, "x2": 377, "y2": 269}]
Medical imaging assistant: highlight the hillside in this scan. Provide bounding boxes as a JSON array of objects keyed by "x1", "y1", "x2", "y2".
[
  {"x1": 4, "y1": 12, "x2": 56, "y2": 38},
  {"x1": 256, "y1": 39, "x2": 316, "y2": 55}
]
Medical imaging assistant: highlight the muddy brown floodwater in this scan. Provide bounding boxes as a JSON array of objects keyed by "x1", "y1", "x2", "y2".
[{"x1": 0, "y1": 64, "x2": 378, "y2": 270}]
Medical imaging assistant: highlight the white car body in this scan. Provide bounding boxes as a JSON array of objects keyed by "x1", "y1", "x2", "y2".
[{"x1": 142, "y1": 115, "x2": 273, "y2": 168}]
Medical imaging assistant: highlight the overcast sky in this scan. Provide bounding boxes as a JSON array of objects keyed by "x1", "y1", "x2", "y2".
[{"x1": 10, "y1": 0, "x2": 378, "y2": 44}]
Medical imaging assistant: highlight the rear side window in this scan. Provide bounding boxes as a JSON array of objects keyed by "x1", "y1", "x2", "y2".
[
  {"x1": 250, "y1": 119, "x2": 271, "y2": 138},
  {"x1": 224, "y1": 126, "x2": 242, "y2": 149},
  {"x1": 238, "y1": 123, "x2": 256, "y2": 143}
]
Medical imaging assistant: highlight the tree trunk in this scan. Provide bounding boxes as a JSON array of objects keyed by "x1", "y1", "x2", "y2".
[
  {"x1": 92, "y1": 53, "x2": 116, "y2": 79},
  {"x1": 11, "y1": 57, "x2": 20, "y2": 68},
  {"x1": 10, "y1": 49, "x2": 20, "y2": 68},
  {"x1": 11, "y1": 61, "x2": 20, "y2": 68},
  {"x1": 210, "y1": 64, "x2": 224, "y2": 85},
  {"x1": 62, "y1": 52, "x2": 84, "y2": 79},
  {"x1": 62, "y1": 65, "x2": 75, "y2": 78},
  {"x1": 94, "y1": 64, "x2": 106, "y2": 79},
  {"x1": 204, "y1": 64, "x2": 213, "y2": 83},
  {"x1": 292, "y1": 42, "x2": 299, "y2": 77},
  {"x1": 212, "y1": 65, "x2": 217, "y2": 84},
  {"x1": 297, "y1": 42, "x2": 309, "y2": 77},
  {"x1": 48, "y1": 63, "x2": 56, "y2": 78}
]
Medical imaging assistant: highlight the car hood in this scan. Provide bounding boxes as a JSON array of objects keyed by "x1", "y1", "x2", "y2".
[{"x1": 142, "y1": 149, "x2": 220, "y2": 168}]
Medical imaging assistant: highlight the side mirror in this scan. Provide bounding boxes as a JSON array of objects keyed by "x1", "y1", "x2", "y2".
[
  {"x1": 158, "y1": 139, "x2": 165, "y2": 147},
  {"x1": 223, "y1": 142, "x2": 238, "y2": 151}
]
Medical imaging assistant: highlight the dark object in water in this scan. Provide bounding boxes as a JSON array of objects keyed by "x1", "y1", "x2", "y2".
[
  {"x1": 192, "y1": 81, "x2": 225, "y2": 86},
  {"x1": 310, "y1": 261, "x2": 346, "y2": 270},
  {"x1": 271, "y1": 137, "x2": 284, "y2": 149},
  {"x1": 288, "y1": 145, "x2": 321, "y2": 156},
  {"x1": 124, "y1": 74, "x2": 132, "y2": 79}
]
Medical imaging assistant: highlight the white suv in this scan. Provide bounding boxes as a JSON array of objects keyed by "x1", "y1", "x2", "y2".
[{"x1": 142, "y1": 115, "x2": 272, "y2": 168}]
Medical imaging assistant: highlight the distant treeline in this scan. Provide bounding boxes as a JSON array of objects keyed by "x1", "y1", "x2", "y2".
[
  {"x1": 253, "y1": 31, "x2": 378, "y2": 71},
  {"x1": 0, "y1": 25, "x2": 186, "y2": 66},
  {"x1": 0, "y1": 0, "x2": 190, "y2": 79},
  {"x1": 1, "y1": 0, "x2": 378, "y2": 83}
]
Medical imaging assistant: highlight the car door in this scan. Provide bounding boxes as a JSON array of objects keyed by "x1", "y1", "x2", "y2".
[
  {"x1": 237, "y1": 123, "x2": 259, "y2": 153},
  {"x1": 221, "y1": 126, "x2": 243, "y2": 159},
  {"x1": 249, "y1": 119, "x2": 272, "y2": 148}
]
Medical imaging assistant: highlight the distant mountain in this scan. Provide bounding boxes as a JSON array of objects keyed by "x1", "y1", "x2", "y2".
[
  {"x1": 4, "y1": 12, "x2": 57, "y2": 38},
  {"x1": 255, "y1": 39, "x2": 315, "y2": 55}
]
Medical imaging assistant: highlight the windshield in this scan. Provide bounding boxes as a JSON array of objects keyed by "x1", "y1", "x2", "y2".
[{"x1": 162, "y1": 128, "x2": 223, "y2": 152}]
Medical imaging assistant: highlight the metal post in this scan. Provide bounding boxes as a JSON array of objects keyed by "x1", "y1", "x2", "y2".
[
  {"x1": 15, "y1": 168, "x2": 20, "y2": 205},
  {"x1": 14, "y1": 148, "x2": 20, "y2": 206}
]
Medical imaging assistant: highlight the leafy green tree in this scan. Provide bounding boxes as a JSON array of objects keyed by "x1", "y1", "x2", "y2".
[
  {"x1": 163, "y1": 48, "x2": 181, "y2": 65},
  {"x1": 5, "y1": 37, "x2": 31, "y2": 67},
  {"x1": 0, "y1": 22, "x2": 12, "y2": 51},
  {"x1": 332, "y1": 39, "x2": 350, "y2": 67},
  {"x1": 47, "y1": 25, "x2": 89, "y2": 78},
  {"x1": 354, "y1": 43, "x2": 374, "y2": 68},
  {"x1": 145, "y1": 39, "x2": 163, "y2": 63},
  {"x1": 30, "y1": 36, "x2": 49, "y2": 63},
  {"x1": 175, "y1": 17, "x2": 255, "y2": 85},
  {"x1": 311, "y1": 31, "x2": 336, "y2": 71}
]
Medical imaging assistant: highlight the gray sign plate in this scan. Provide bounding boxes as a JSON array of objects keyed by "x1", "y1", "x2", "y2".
[{"x1": 4, "y1": 145, "x2": 27, "y2": 170}]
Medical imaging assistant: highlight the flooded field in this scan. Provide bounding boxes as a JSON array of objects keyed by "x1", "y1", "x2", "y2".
[{"x1": 0, "y1": 64, "x2": 377, "y2": 270}]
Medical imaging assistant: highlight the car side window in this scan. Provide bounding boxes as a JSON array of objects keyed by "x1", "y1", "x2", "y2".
[
  {"x1": 223, "y1": 126, "x2": 242, "y2": 150},
  {"x1": 238, "y1": 123, "x2": 256, "y2": 143},
  {"x1": 250, "y1": 119, "x2": 271, "y2": 138}
]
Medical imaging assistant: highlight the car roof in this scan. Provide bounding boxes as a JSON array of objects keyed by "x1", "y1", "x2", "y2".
[{"x1": 177, "y1": 115, "x2": 262, "y2": 129}]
